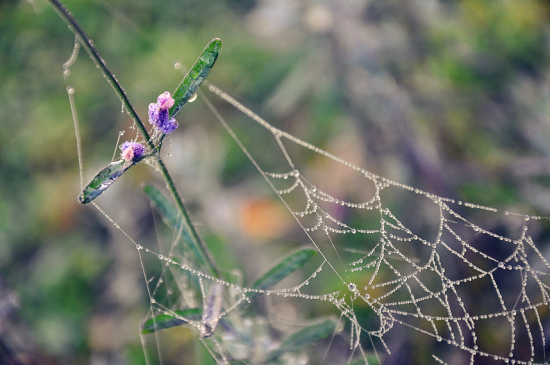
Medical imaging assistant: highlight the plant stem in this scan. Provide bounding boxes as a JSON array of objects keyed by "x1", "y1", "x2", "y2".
[{"x1": 47, "y1": 0, "x2": 219, "y2": 278}]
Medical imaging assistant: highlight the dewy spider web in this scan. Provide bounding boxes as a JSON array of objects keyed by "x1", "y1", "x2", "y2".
[
  {"x1": 198, "y1": 83, "x2": 550, "y2": 365},
  {"x1": 65, "y1": 46, "x2": 550, "y2": 365},
  {"x1": 58, "y1": 7, "x2": 550, "y2": 365}
]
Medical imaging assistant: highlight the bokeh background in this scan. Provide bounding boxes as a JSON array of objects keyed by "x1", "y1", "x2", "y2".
[{"x1": 3, "y1": 0, "x2": 550, "y2": 364}]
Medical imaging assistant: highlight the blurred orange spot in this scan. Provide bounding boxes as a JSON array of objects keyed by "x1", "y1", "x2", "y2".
[{"x1": 239, "y1": 198, "x2": 291, "y2": 240}]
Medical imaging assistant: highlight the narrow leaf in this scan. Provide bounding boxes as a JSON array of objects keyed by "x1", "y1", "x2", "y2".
[
  {"x1": 78, "y1": 159, "x2": 134, "y2": 204},
  {"x1": 143, "y1": 184, "x2": 209, "y2": 271},
  {"x1": 251, "y1": 247, "x2": 317, "y2": 293},
  {"x1": 142, "y1": 184, "x2": 193, "y2": 245},
  {"x1": 140, "y1": 308, "x2": 202, "y2": 334},
  {"x1": 169, "y1": 38, "x2": 222, "y2": 118},
  {"x1": 200, "y1": 282, "x2": 224, "y2": 338},
  {"x1": 266, "y1": 319, "x2": 337, "y2": 361}
]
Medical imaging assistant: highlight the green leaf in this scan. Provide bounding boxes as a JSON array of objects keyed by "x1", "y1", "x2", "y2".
[
  {"x1": 169, "y1": 38, "x2": 222, "y2": 119},
  {"x1": 140, "y1": 308, "x2": 202, "y2": 334},
  {"x1": 266, "y1": 319, "x2": 337, "y2": 361},
  {"x1": 78, "y1": 159, "x2": 134, "y2": 204},
  {"x1": 142, "y1": 184, "x2": 193, "y2": 245},
  {"x1": 143, "y1": 184, "x2": 210, "y2": 272},
  {"x1": 250, "y1": 247, "x2": 317, "y2": 298}
]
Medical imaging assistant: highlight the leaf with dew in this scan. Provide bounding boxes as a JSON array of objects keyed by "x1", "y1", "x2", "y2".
[
  {"x1": 266, "y1": 319, "x2": 337, "y2": 361},
  {"x1": 78, "y1": 159, "x2": 134, "y2": 204},
  {"x1": 250, "y1": 247, "x2": 317, "y2": 299},
  {"x1": 169, "y1": 38, "x2": 222, "y2": 118},
  {"x1": 140, "y1": 308, "x2": 202, "y2": 334}
]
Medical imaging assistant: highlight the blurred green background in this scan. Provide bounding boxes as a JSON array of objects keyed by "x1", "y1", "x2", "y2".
[{"x1": 3, "y1": 0, "x2": 550, "y2": 364}]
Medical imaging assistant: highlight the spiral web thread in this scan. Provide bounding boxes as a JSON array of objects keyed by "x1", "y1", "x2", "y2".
[
  {"x1": 60, "y1": 24, "x2": 550, "y2": 365},
  {"x1": 130, "y1": 81, "x2": 550, "y2": 365}
]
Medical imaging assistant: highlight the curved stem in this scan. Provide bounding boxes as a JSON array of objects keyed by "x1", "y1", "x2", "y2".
[{"x1": 47, "y1": 0, "x2": 219, "y2": 278}]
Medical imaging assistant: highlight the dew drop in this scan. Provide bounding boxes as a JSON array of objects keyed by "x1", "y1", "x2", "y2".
[{"x1": 174, "y1": 61, "x2": 182, "y2": 70}]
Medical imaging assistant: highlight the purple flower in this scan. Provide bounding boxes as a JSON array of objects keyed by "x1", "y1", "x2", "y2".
[
  {"x1": 120, "y1": 141, "x2": 146, "y2": 161},
  {"x1": 148, "y1": 91, "x2": 178, "y2": 134},
  {"x1": 159, "y1": 118, "x2": 178, "y2": 134}
]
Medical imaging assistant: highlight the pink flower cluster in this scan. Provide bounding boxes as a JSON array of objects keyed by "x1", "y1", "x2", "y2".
[
  {"x1": 120, "y1": 141, "x2": 146, "y2": 161},
  {"x1": 148, "y1": 91, "x2": 178, "y2": 134}
]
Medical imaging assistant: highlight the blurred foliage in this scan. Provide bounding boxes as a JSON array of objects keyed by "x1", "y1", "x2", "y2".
[{"x1": 2, "y1": 0, "x2": 550, "y2": 364}]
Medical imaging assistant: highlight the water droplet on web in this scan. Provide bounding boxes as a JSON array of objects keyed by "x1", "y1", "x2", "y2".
[
  {"x1": 66, "y1": 86, "x2": 75, "y2": 94},
  {"x1": 64, "y1": 69, "x2": 71, "y2": 77},
  {"x1": 189, "y1": 93, "x2": 198, "y2": 102},
  {"x1": 348, "y1": 283, "x2": 356, "y2": 291},
  {"x1": 174, "y1": 61, "x2": 182, "y2": 70}
]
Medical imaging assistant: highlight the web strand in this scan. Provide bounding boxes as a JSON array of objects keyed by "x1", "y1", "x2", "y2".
[{"x1": 63, "y1": 18, "x2": 550, "y2": 364}]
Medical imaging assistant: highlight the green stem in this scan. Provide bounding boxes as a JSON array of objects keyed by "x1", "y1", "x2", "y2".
[{"x1": 47, "y1": 0, "x2": 219, "y2": 278}]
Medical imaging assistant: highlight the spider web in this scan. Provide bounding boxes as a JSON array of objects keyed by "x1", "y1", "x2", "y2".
[
  {"x1": 57, "y1": 6, "x2": 550, "y2": 365},
  {"x1": 129, "y1": 82, "x2": 550, "y2": 365}
]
